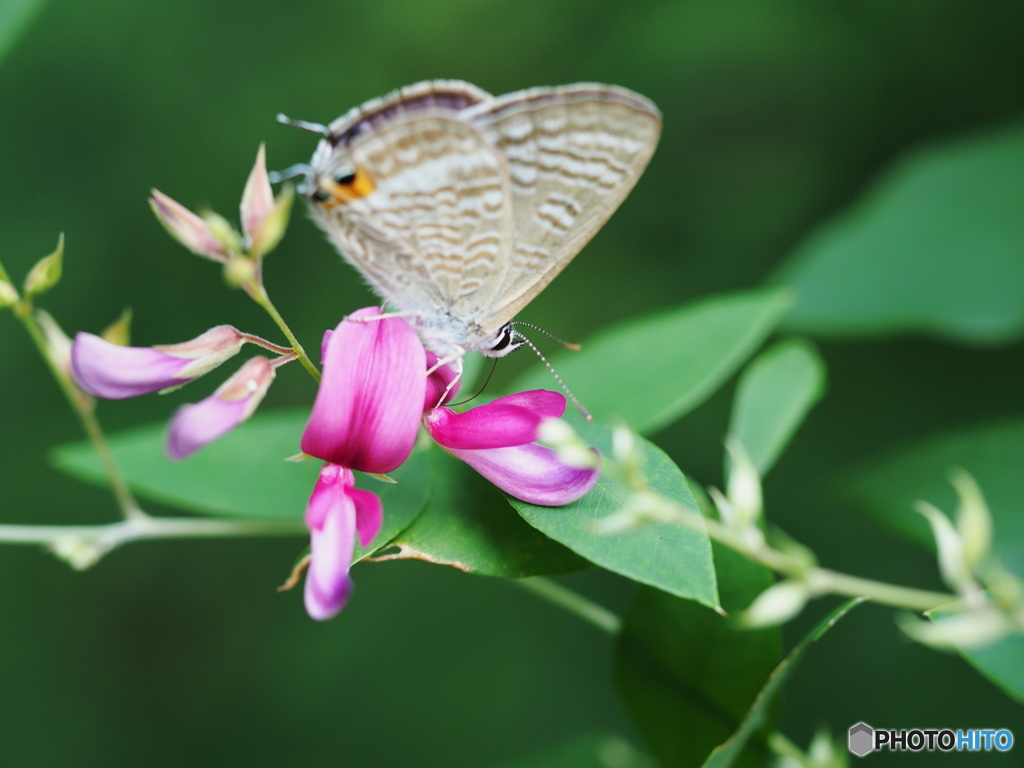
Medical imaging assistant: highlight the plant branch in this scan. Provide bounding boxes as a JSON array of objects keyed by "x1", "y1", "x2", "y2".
[{"x1": 515, "y1": 576, "x2": 621, "y2": 634}]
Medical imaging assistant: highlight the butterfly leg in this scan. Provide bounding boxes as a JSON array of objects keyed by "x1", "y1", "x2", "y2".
[{"x1": 425, "y1": 351, "x2": 464, "y2": 408}]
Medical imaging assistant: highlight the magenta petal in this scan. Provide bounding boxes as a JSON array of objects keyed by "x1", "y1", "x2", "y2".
[
  {"x1": 351, "y1": 487, "x2": 383, "y2": 548},
  {"x1": 425, "y1": 403, "x2": 545, "y2": 450},
  {"x1": 304, "y1": 465, "x2": 357, "y2": 621},
  {"x1": 447, "y1": 442, "x2": 600, "y2": 506},
  {"x1": 304, "y1": 509, "x2": 356, "y2": 621},
  {"x1": 490, "y1": 390, "x2": 567, "y2": 419},
  {"x1": 165, "y1": 356, "x2": 275, "y2": 459},
  {"x1": 423, "y1": 351, "x2": 460, "y2": 410},
  {"x1": 72, "y1": 333, "x2": 195, "y2": 398},
  {"x1": 305, "y1": 464, "x2": 350, "y2": 530},
  {"x1": 166, "y1": 398, "x2": 249, "y2": 460},
  {"x1": 301, "y1": 308, "x2": 426, "y2": 473}
]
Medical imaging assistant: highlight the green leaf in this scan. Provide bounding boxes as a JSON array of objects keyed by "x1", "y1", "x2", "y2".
[
  {"x1": 728, "y1": 338, "x2": 826, "y2": 476},
  {"x1": 0, "y1": 0, "x2": 48, "y2": 63},
  {"x1": 372, "y1": 446, "x2": 585, "y2": 577},
  {"x1": 490, "y1": 732, "x2": 655, "y2": 768},
  {"x1": 842, "y1": 418, "x2": 1024, "y2": 577},
  {"x1": 775, "y1": 123, "x2": 1024, "y2": 343},
  {"x1": 701, "y1": 599, "x2": 863, "y2": 768},
  {"x1": 510, "y1": 289, "x2": 792, "y2": 435},
  {"x1": 955, "y1": 632, "x2": 1024, "y2": 705},
  {"x1": 511, "y1": 419, "x2": 718, "y2": 607},
  {"x1": 615, "y1": 545, "x2": 779, "y2": 768},
  {"x1": 51, "y1": 409, "x2": 429, "y2": 559}
]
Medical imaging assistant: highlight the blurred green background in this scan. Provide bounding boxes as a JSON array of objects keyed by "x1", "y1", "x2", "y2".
[{"x1": 2, "y1": 0, "x2": 1023, "y2": 764}]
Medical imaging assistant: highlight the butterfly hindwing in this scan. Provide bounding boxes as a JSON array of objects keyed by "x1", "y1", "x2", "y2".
[{"x1": 464, "y1": 85, "x2": 661, "y2": 330}]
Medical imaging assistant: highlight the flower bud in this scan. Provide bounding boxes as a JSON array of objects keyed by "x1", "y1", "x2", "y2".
[
  {"x1": 741, "y1": 579, "x2": 811, "y2": 627},
  {"x1": 101, "y1": 307, "x2": 133, "y2": 347},
  {"x1": 241, "y1": 145, "x2": 293, "y2": 259},
  {"x1": 0, "y1": 278, "x2": 20, "y2": 307},
  {"x1": 951, "y1": 470, "x2": 993, "y2": 571},
  {"x1": 899, "y1": 608, "x2": 1013, "y2": 649},
  {"x1": 35, "y1": 309, "x2": 74, "y2": 378},
  {"x1": 23, "y1": 233, "x2": 64, "y2": 298},
  {"x1": 49, "y1": 536, "x2": 109, "y2": 570},
  {"x1": 166, "y1": 356, "x2": 276, "y2": 459},
  {"x1": 150, "y1": 190, "x2": 230, "y2": 263},
  {"x1": 241, "y1": 144, "x2": 274, "y2": 248},
  {"x1": 915, "y1": 500, "x2": 972, "y2": 594},
  {"x1": 725, "y1": 436, "x2": 763, "y2": 530},
  {"x1": 72, "y1": 325, "x2": 246, "y2": 399},
  {"x1": 537, "y1": 418, "x2": 601, "y2": 469}
]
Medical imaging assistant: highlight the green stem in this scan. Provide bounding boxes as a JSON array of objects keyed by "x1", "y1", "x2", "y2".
[
  {"x1": 670, "y1": 504, "x2": 957, "y2": 613},
  {"x1": 811, "y1": 569, "x2": 954, "y2": 612},
  {"x1": 14, "y1": 297, "x2": 143, "y2": 520},
  {"x1": 249, "y1": 282, "x2": 320, "y2": 382},
  {"x1": 0, "y1": 517, "x2": 305, "y2": 546},
  {"x1": 515, "y1": 576, "x2": 621, "y2": 634}
]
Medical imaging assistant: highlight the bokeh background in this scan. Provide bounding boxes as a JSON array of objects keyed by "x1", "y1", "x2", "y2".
[{"x1": 1, "y1": 0, "x2": 1022, "y2": 764}]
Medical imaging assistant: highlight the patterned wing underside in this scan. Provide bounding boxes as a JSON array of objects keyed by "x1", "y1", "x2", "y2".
[
  {"x1": 464, "y1": 86, "x2": 661, "y2": 331},
  {"x1": 312, "y1": 114, "x2": 514, "y2": 312}
]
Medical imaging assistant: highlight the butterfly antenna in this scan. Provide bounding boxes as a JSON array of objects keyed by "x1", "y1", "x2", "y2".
[
  {"x1": 511, "y1": 322, "x2": 582, "y2": 351},
  {"x1": 513, "y1": 330, "x2": 592, "y2": 421},
  {"x1": 449, "y1": 358, "x2": 499, "y2": 407},
  {"x1": 276, "y1": 113, "x2": 331, "y2": 137},
  {"x1": 268, "y1": 163, "x2": 313, "y2": 185}
]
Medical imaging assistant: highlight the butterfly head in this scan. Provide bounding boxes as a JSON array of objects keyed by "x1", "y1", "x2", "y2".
[
  {"x1": 481, "y1": 323, "x2": 526, "y2": 359},
  {"x1": 308, "y1": 164, "x2": 375, "y2": 209}
]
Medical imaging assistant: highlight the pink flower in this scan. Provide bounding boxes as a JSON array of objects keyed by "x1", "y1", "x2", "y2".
[
  {"x1": 166, "y1": 356, "x2": 276, "y2": 459},
  {"x1": 71, "y1": 326, "x2": 245, "y2": 399},
  {"x1": 424, "y1": 390, "x2": 601, "y2": 507},
  {"x1": 299, "y1": 308, "x2": 426, "y2": 620},
  {"x1": 297, "y1": 308, "x2": 599, "y2": 620},
  {"x1": 304, "y1": 464, "x2": 383, "y2": 620},
  {"x1": 301, "y1": 308, "x2": 426, "y2": 473}
]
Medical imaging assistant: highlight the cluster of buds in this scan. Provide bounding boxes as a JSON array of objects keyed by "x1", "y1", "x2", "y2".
[
  {"x1": 71, "y1": 142, "x2": 298, "y2": 460},
  {"x1": 901, "y1": 471, "x2": 1024, "y2": 648}
]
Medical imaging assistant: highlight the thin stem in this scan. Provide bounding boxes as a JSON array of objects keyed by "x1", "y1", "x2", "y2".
[
  {"x1": 811, "y1": 569, "x2": 954, "y2": 612},
  {"x1": 666, "y1": 504, "x2": 957, "y2": 613},
  {"x1": 249, "y1": 282, "x2": 320, "y2": 382},
  {"x1": 515, "y1": 576, "x2": 621, "y2": 634},
  {"x1": 0, "y1": 516, "x2": 305, "y2": 546},
  {"x1": 14, "y1": 299, "x2": 143, "y2": 520}
]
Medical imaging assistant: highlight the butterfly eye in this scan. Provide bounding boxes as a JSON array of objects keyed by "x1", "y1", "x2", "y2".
[
  {"x1": 311, "y1": 189, "x2": 331, "y2": 203},
  {"x1": 334, "y1": 170, "x2": 357, "y2": 186}
]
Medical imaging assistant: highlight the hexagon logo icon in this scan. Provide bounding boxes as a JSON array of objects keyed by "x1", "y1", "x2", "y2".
[{"x1": 849, "y1": 722, "x2": 874, "y2": 757}]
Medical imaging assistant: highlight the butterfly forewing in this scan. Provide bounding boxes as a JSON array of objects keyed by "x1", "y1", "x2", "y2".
[
  {"x1": 310, "y1": 112, "x2": 514, "y2": 314},
  {"x1": 304, "y1": 81, "x2": 660, "y2": 355},
  {"x1": 463, "y1": 85, "x2": 661, "y2": 330}
]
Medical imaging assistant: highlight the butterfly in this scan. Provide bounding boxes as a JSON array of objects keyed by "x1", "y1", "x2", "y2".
[{"x1": 286, "y1": 80, "x2": 661, "y2": 365}]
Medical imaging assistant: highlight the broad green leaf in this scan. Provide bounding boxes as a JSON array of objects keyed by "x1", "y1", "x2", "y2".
[
  {"x1": 775, "y1": 123, "x2": 1024, "y2": 343},
  {"x1": 615, "y1": 546, "x2": 779, "y2": 768},
  {"x1": 51, "y1": 410, "x2": 429, "y2": 557},
  {"x1": 490, "y1": 732, "x2": 654, "y2": 768},
  {"x1": 372, "y1": 446, "x2": 585, "y2": 577},
  {"x1": 843, "y1": 419, "x2": 1024, "y2": 577},
  {"x1": 511, "y1": 419, "x2": 718, "y2": 607},
  {"x1": 0, "y1": 0, "x2": 47, "y2": 63},
  {"x1": 701, "y1": 599, "x2": 863, "y2": 768},
  {"x1": 728, "y1": 338, "x2": 826, "y2": 476},
  {"x1": 510, "y1": 289, "x2": 792, "y2": 435},
  {"x1": 955, "y1": 633, "x2": 1024, "y2": 705},
  {"x1": 843, "y1": 420, "x2": 1024, "y2": 703}
]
